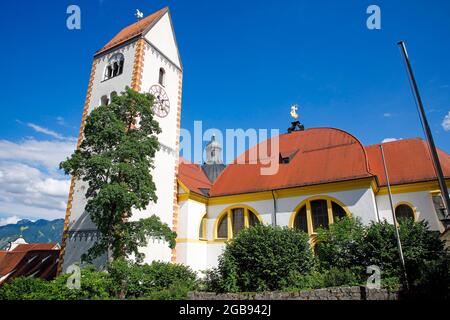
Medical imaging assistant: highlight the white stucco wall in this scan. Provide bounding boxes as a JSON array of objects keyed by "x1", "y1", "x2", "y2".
[
  {"x1": 145, "y1": 12, "x2": 181, "y2": 68},
  {"x1": 375, "y1": 189, "x2": 449, "y2": 232}
]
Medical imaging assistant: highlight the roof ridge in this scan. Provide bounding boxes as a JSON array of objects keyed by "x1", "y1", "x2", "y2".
[{"x1": 95, "y1": 6, "x2": 169, "y2": 56}]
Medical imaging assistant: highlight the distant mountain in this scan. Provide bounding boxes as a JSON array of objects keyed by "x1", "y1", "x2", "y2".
[{"x1": 0, "y1": 219, "x2": 64, "y2": 250}]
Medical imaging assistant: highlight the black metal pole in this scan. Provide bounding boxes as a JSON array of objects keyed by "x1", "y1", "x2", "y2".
[{"x1": 397, "y1": 41, "x2": 450, "y2": 220}]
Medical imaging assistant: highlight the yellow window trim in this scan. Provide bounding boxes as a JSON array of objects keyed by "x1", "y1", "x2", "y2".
[
  {"x1": 198, "y1": 213, "x2": 208, "y2": 241},
  {"x1": 289, "y1": 195, "x2": 351, "y2": 235},
  {"x1": 394, "y1": 201, "x2": 417, "y2": 222},
  {"x1": 213, "y1": 204, "x2": 262, "y2": 240}
]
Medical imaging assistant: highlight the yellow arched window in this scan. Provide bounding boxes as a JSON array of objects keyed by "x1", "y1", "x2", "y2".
[
  {"x1": 198, "y1": 214, "x2": 207, "y2": 240},
  {"x1": 215, "y1": 206, "x2": 261, "y2": 240},
  {"x1": 291, "y1": 197, "x2": 349, "y2": 235},
  {"x1": 395, "y1": 203, "x2": 415, "y2": 223}
]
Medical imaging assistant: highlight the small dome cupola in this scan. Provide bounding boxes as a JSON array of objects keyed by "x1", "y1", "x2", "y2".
[
  {"x1": 205, "y1": 135, "x2": 222, "y2": 165},
  {"x1": 202, "y1": 135, "x2": 226, "y2": 183}
]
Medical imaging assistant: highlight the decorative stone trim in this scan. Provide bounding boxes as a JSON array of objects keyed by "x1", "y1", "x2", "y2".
[
  {"x1": 131, "y1": 38, "x2": 146, "y2": 91},
  {"x1": 171, "y1": 72, "x2": 183, "y2": 263},
  {"x1": 67, "y1": 230, "x2": 101, "y2": 241},
  {"x1": 159, "y1": 142, "x2": 176, "y2": 156},
  {"x1": 57, "y1": 59, "x2": 98, "y2": 275}
]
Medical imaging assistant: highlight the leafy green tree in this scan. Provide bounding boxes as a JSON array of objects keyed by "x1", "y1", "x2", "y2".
[
  {"x1": 60, "y1": 87, "x2": 176, "y2": 263},
  {"x1": 208, "y1": 224, "x2": 315, "y2": 292}
]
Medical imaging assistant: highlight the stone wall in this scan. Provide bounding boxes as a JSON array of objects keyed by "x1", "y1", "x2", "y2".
[{"x1": 188, "y1": 286, "x2": 399, "y2": 300}]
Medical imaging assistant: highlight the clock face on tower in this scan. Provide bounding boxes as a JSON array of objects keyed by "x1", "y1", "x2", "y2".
[{"x1": 149, "y1": 85, "x2": 170, "y2": 118}]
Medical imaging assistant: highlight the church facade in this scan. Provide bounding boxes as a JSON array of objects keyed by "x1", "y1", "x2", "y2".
[{"x1": 59, "y1": 7, "x2": 450, "y2": 274}]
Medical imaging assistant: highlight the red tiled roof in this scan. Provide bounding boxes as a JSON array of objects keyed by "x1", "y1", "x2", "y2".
[
  {"x1": 209, "y1": 128, "x2": 373, "y2": 196},
  {"x1": 178, "y1": 162, "x2": 212, "y2": 195},
  {"x1": 96, "y1": 7, "x2": 168, "y2": 56},
  {"x1": 177, "y1": 128, "x2": 450, "y2": 197},
  {"x1": 0, "y1": 244, "x2": 60, "y2": 284},
  {"x1": 0, "y1": 251, "x2": 28, "y2": 278},
  {"x1": 365, "y1": 138, "x2": 450, "y2": 186}
]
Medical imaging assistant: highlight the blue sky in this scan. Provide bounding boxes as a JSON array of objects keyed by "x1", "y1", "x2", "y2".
[{"x1": 0, "y1": 0, "x2": 449, "y2": 222}]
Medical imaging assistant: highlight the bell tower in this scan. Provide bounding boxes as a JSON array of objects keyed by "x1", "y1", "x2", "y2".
[{"x1": 59, "y1": 7, "x2": 183, "y2": 272}]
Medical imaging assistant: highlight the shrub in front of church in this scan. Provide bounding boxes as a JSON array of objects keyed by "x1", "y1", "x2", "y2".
[
  {"x1": 314, "y1": 217, "x2": 450, "y2": 297},
  {"x1": 204, "y1": 224, "x2": 315, "y2": 292},
  {"x1": 0, "y1": 261, "x2": 197, "y2": 300},
  {"x1": 108, "y1": 259, "x2": 198, "y2": 299},
  {"x1": 0, "y1": 267, "x2": 112, "y2": 300},
  {"x1": 314, "y1": 217, "x2": 366, "y2": 281},
  {"x1": 315, "y1": 217, "x2": 366, "y2": 268},
  {"x1": 362, "y1": 219, "x2": 450, "y2": 298},
  {"x1": 0, "y1": 277, "x2": 52, "y2": 300},
  {"x1": 282, "y1": 267, "x2": 362, "y2": 291}
]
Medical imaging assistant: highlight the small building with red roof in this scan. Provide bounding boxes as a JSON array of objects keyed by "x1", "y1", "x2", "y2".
[{"x1": 0, "y1": 237, "x2": 60, "y2": 285}]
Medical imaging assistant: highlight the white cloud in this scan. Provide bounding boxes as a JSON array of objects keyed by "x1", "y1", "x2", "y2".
[
  {"x1": 0, "y1": 135, "x2": 76, "y2": 221},
  {"x1": 27, "y1": 123, "x2": 67, "y2": 140},
  {"x1": 0, "y1": 138, "x2": 76, "y2": 170},
  {"x1": 382, "y1": 138, "x2": 402, "y2": 143},
  {"x1": 442, "y1": 111, "x2": 450, "y2": 131},
  {"x1": 0, "y1": 215, "x2": 21, "y2": 226},
  {"x1": 383, "y1": 113, "x2": 393, "y2": 118}
]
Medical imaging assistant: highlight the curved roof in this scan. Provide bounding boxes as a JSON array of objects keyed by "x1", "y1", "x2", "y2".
[
  {"x1": 209, "y1": 128, "x2": 374, "y2": 196},
  {"x1": 178, "y1": 128, "x2": 450, "y2": 197},
  {"x1": 365, "y1": 138, "x2": 450, "y2": 186}
]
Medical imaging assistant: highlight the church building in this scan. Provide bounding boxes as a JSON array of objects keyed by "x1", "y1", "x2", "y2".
[{"x1": 59, "y1": 7, "x2": 450, "y2": 274}]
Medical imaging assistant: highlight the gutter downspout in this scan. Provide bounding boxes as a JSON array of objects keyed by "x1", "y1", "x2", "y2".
[{"x1": 271, "y1": 190, "x2": 278, "y2": 227}]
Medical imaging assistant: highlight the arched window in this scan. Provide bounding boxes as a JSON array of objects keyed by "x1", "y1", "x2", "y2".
[
  {"x1": 159, "y1": 67, "x2": 166, "y2": 86},
  {"x1": 395, "y1": 203, "x2": 415, "y2": 223},
  {"x1": 216, "y1": 207, "x2": 261, "y2": 240},
  {"x1": 292, "y1": 198, "x2": 349, "y2": 235},
  {"x1": 104, "y1": 53, "x2": 124, "y2": 80},
  {"x1": 199, "y1": 214, "x2": 207, "y2": 240},
  {"x1": 100, "y1": 95, "x2": 109, "y2": 106},
  {"x1": 110, "y1": 91, "x2": 118, "y2": 101},
  {"x1": 294, "y1": 205, "x2": 308, "y2": 233}
]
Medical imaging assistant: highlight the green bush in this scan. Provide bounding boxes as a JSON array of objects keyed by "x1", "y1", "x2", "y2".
[
  {"x1": 0, "y1": 277, "x2": 51, "y2": 300},
  {"x1": 314, "y1": 217, "x2": 450, "y2": 297},
  {"x1": 315, "y1": 217, "x2": 365, "y2": 272},
  {"x1": 108, "y1": 259, "x2": 197, "y2": 299},
  {"x1": 206, "y1": 224, "x2": 315, "y2": 292},
  {"x1": 363, "y1": 219, "x2": 450, "y2": 298},
  {"x1": 0, "y1": 266, "x2": 113, "y2": 300},
  {"x1": 0, "y1": 260, "x2": 197, "y2": 300}
]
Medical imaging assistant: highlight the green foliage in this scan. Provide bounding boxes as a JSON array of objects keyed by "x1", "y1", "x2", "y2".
[
  {"x1": 60, "y1": 87, "x2": 176, "y2": 263},
  {"x1": 0, "y1": 277, "x2": 51, "y2": 300},
  {"x1": 363, "y1": 219, "x2": 450, "y2": 297},
  {"x1": 283, "y1": 268, "x2": 362, "y2": 291},
  {"x1": 315, "y1": 217, "x2": 365, "y2": 272},
  {"x1": 107, "y1": 259, "x2": 198, "y2": 299},
  {"x1": 0, "y1": 267, "x2": 112, "y2": 300},
  {"x1": 208, "y1": 224, "x2": 315, "y2": 292},
  {"x1": 314, "y1": 217, "x2": 450, "y2": 297},
  {"x1": 0, "y1": 261, "x2": 197, "y2": 300}
]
